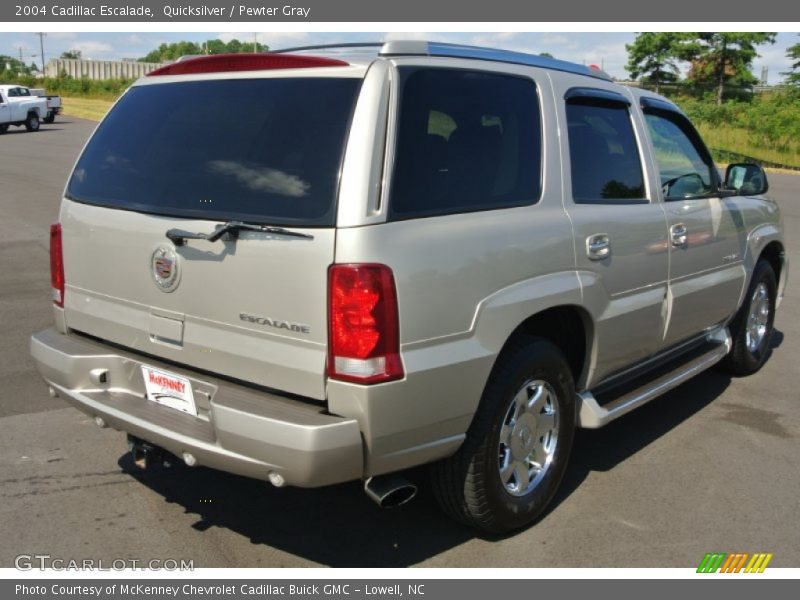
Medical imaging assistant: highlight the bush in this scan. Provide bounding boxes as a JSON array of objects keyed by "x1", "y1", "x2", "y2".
[
  {"x1": 43, "y1": 76, "x2": 135, "y2": 99},
  {"x1": 673, "y1": 90, "x2": 800, "y2": 157},
  {"x1": 1, "y1": 74, "x2": 135, "y2": 100}
]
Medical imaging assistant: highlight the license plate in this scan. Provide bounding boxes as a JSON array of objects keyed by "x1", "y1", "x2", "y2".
[{"x1": 141, "y1": 366, "x2": 197, "y2": 416}]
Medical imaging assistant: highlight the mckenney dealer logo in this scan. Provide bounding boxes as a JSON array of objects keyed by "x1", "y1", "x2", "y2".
[
  {"x1": 147, "y1": 371, "x2": 186, "y2": 395},
  {"x1": 697, "y1": 552, "x2": 773, "y2": 573}
]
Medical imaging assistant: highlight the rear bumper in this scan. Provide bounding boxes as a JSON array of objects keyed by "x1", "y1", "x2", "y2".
[{"x1": 30, "y1": 328, "x2": 364, "y2": 487}]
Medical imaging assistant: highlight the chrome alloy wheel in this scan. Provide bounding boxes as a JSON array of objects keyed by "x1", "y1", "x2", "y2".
[
  {"x1": 497, "y1": 379, "x2": 558, "y2": 497},
  {"x1": 745, "y1": 282, "x2": 771, "y2": 354}
]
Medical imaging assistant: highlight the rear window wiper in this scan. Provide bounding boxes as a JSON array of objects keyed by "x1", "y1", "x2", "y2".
[{"x1": 166, "y1": 221, "x2": 313, "y2": 246}]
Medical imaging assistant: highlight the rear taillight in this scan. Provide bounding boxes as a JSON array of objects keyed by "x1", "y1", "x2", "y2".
[
  {"x1": 328, "y1": 264, "x2": 403, "y2": 384},
  {"x1": 50, "y1": 223, "x2": 64, "y2": 307}
]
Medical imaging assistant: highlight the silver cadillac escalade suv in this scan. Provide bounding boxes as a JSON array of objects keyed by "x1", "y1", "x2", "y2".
[{"x1": 30, "y1": 41, "x2": 787, "y2": 533}]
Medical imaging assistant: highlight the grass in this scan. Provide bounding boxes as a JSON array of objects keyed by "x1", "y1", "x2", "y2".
[
  {"x1": 60, "y1": 96, "x2": 115, "y2": 122},
  {"x1": 694, "y1": 122, "x2": 800, "y2": 169}
]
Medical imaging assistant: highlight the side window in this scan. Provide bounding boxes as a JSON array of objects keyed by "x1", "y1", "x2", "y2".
[
  {"x1": 644, "y1": 112, "x2": 715, "y2": 200},
  {"x1": 19, "y1": 87, "x2": 30, "y2": 96},
  {"x1": 389, "y1": 68, "x2": 542, "y2": 219},
  {"x1": 7, "y1": 88, "x2": 18, "y2": 97},
  {"x1": 566, "y1": 101, "x2": 646, "y2": 203}
]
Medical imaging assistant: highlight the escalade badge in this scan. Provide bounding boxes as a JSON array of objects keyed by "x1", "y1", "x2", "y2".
[{"x1": 151, "y1": 246, "x2": 180, "y2": 292}]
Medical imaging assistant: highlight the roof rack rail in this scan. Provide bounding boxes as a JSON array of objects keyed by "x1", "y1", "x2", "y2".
[
  {"x1": 379, "y1": 41, "x2": 612, "y2": 82},
  {"x1": 273, "y1": 42, "x2": 383, "y2": 54}
]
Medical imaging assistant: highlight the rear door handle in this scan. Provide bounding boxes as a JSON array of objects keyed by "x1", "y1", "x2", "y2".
[
  {"x1": 670, "y1": 223, "x2": 688, "y2": 246},
  {"x1": 586, "y1": 233, "x2": 610, "y2": 260}
]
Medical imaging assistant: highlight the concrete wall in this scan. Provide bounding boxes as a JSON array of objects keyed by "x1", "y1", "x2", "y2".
[{"x1": 44, "y1": 59, "x2": 167, "y2": 80}]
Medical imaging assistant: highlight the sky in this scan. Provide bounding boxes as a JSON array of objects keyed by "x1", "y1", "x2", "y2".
[{"x1": 1, "y1": 31, "x2": 797, "y2": 84}]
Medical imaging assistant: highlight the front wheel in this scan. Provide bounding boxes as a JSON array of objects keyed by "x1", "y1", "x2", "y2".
[
  {"x1": 719, "y1": 259, "x2": 777, "y2": 376},
  {"x1": 24, "y1": 112, "x2": 40, "y2": 132},
  {"x1": 0, "y1": 124, "x2": 8, "y2": 134},
  {"x1": 430, "y1": 338, "x2": 576, "y2": 533}
]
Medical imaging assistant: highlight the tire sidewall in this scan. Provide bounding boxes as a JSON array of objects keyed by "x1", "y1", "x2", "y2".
[
  {"x1": 742, "y1": 262, "x2": 778, "y2": 366},
  {"x1": 477, "y1": 341, "x2": 576, "y2": 531},
  {"x1": 26, "y1": 113, "x2": 39, "y2": 131},
  {"x1": 737, "y1": 261, "x2": 777, "y2": 369}
]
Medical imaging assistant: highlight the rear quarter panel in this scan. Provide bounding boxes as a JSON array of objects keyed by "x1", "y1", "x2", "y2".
[{"x1": 328, "y1": 59, "x2": 582, "y2": 474}]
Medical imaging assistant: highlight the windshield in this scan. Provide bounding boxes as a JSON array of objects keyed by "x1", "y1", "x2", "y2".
[{"x1": 66, "y1": 77, "x2": 361, "y2": 226}]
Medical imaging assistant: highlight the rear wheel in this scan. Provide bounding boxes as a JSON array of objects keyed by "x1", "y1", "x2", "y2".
[
  {"x1": 43, "y1": 112, "x2": 55, "y2": 124},
  {"x1": 0, "y1": 124, "x2": 8, "y2": 134},
  {"x1": 431, "y1": 338, "x2": 576, "y2": 533},
  {"x1": 719, "y1": 259, "x2": 777, "y2": 376},
  {"x1": 24, "y1": 112, "x2": 40, "y2": 132}
]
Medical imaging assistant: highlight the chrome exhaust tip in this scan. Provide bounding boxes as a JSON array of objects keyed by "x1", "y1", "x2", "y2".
[{"x1": 364, "y1": 474, "x2": 417, "y2": 508}]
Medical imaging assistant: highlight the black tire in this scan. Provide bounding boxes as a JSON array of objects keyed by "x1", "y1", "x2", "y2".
[
  {"x1": 43, "y1": 112, "x2": 55, "y2": 124},
  {"x1": 0, "y1": 124, "x2": 8, "y2": 134},
  {"x1": 24, "y1": 112, "x2": 40, "y2": 132},
  {"x1": 719, "y1": 259, "x2": 777, "y2": 376},
  {"x1": 431, "y1": 337, "x2": 576, "y2": 534}
]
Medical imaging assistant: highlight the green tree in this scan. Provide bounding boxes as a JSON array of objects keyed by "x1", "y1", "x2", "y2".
[
  {"x1": 539, "y1": 52, "x2": 554, "y2": 58},
  {"x1": 676, "y1": 33, "x2": 776, "y2": 105},
  {"x1": 139, "y1": 39, "x2": 268, "y2": 63},
  {"x1": 625, "y1": 32, "x2": 682, "y2": 93},
  {"x1": 0, "y1": 55, "x2": 37, "y2": 79},
  {"x1": 783, "y1": 36, "x2": 800, "y2": 87},
  {"x1": 139, "y1": 41, "x2": 201, "y2": 63},
  {"x1": 60, "y1": 50, "x2": 82, "y2": 59}
]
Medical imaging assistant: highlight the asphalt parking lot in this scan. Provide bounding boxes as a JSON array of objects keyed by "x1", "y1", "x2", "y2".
[{"x1": 1, "y1": 119, "x2": 798, "y2": 568}]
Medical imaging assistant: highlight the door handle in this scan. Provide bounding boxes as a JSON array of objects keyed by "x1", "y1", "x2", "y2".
[
  {"x1": 586, "y1": 233, "x2": 610, "y2": 260},
  {"x1": 670, "y1": 223, "x2": 688, "y2": 247}
]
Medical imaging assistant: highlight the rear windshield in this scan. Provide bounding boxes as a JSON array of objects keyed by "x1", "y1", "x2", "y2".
[{"x1": 66, "y1": 77, "x2": 361, "y2": 227}]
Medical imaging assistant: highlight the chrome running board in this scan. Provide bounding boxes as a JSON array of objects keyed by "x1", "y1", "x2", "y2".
[{"x1": 577, "y1": 328, "x2": 731, "y2": 429}]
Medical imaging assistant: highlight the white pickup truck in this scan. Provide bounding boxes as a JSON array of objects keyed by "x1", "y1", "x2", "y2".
[{"x1": 0, "y1": 84, "x2": 48, "y2": 133}]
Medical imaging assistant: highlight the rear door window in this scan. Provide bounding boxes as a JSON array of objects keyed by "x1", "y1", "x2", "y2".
[
  {"x1": 566, "y1": 101, "x2": 646, "y2": 203},
  {"x1": 66, "y1": 78, "x2": 361, "y2": 227},
  {"x1": 389, "y1": 68, "x2": 542, "y2": 219}
]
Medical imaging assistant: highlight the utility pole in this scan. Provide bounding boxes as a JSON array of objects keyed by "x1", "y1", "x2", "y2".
[
  {"x1": 13, "y1": 45, "x2": 37, "y2": 71},
  {"x1": 36, "y1": 32, "x2": 46, "y2": 72},
  {"x1": 253, "y1": 33, "x2": 258, "y2": 53}
]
